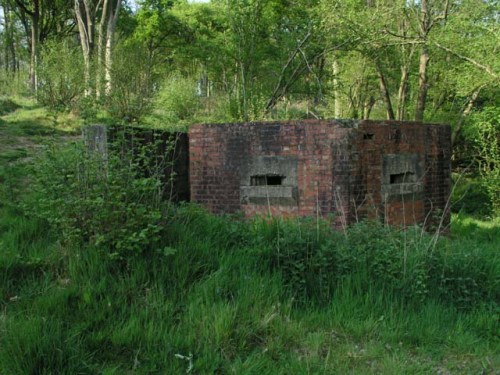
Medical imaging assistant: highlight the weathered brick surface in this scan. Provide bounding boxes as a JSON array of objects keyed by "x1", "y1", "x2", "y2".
[
  {"x1": 351, "y1": 120, "x2": 451, "y2": 229},
  {"x1": 188, "y1": 120, "x2": 451, "y2": 229}
]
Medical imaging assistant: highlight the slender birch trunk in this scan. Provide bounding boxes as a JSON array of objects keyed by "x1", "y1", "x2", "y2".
[
  {"x1": 96, "y1": 0, "x2": 109, "y2": 99},
  {"x1": 415, "y1": 45, "x2": 429, "y2": 122},
  {"x1": 104, "y1": 0, "x2": 121, "y2": 96},
  {"x1": 332, "y1": 59, "x2": 341, "y2": 118},
  {"x1": 75, "y1": 0, "x2": 94, "y2": 96}
]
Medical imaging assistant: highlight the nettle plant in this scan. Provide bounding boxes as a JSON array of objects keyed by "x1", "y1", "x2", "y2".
[{"x1": 28, "y1": 138, "x2": 173, "y2": 258}]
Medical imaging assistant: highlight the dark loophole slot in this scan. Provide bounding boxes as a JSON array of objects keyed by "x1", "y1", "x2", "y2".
[
  {"x1": 251, "y1": 175, "x2": 284, "y2": 186},
  {"x1": 390, "y1": 172, "x2": 415, "y2": 184},
  {"x1": 363, "y1": 133, "x2": 374, "y2": 140}
]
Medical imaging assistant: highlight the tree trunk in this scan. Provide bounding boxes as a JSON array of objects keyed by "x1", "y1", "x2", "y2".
[
  {"x1": 3, "y1": 2, "x2": 9, "y2": 71},
  {"x1": 396, "y1": 65, "x2": 409, "y2": 120},
  {"x1": 104, "y1": 0, "x2": 121, "y2": 96},
  {"x1": 332, "y1": 59, "x2": 341, "y2": 118},
  {"x1": 414, "y1": 0, "x2": 442, "y2": 122},
  {"x1": 451, "y1": 85, "x2": 484, "y2": 146},
  {"x1": 363, "y1": 96, "x2": 375, "y2": 119},
  {"x1": 2, "y1": 2, "x2": 16, "y2": 72},
  {"x1": 29, "y1": 0, "x2": 39, "y2": 92},
  {"x1": 394, "y1": 15, "x2": 413, "y2": 121},
  {"x1": 104, "y1": 30, "x2": 113, "y2": 95},
  {"x1": 96, "y1": 0, "x2": 109, "y2": 99},
  {"x1": 415, "y1": 45, "x2": 429, "y2": 122},
  {"x1": 75, "y1": 0, "x2": 94, "y2": 96},
  {"x1": 375, "y1": 63, "x2": 395, "y2": 120}
]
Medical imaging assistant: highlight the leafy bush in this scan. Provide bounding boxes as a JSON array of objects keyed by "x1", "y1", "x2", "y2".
[
  {"x1": 451, "y1": 175, "x2": 492, "y2": 217},
  {"x1": 427, "y1": 250, "x2": 494, "y2": 309},
  {"x1": 37, "y1": 41, "x2": 85, "y2": 110},
  {"x1": 26, "y1": 140, "x2": 171, "y2": 258},
  {"x1": 0, "y1": 97, "x2": 20, "y2": 115},
  {"x1": 249, "y1": 218, "x2": 336, "y2": 303},
  {"x1": 106, "y1": 41, "x2": 158, "y2": 122},
  {"x1": 251, "y1": 218, "x2": 498, "y2": 310},
  {"x1": 147, "y1": 73, "x2": 201, "y2": 130},
  {"x1": 462, "y1": 107, "x2": 500, "y2": 215}
]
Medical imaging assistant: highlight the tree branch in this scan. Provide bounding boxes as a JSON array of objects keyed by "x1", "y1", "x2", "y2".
[
  {"x1": 265, "y1": 31, "x2": 311, "y2": 111},
  {"x1": 13, "y1": 0, "x2": 33, "y2": 16},
  {"x1": 434, "y1": 42, "x2": 499, "y2": 80},
  {"x1": 451, "y1": 84, "x2": 485, "y2": 146}
]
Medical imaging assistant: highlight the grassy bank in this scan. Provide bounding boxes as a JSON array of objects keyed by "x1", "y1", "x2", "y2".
[
  {"x1": 0, "y1": 201, "x2": 498, "y2": 373},
  {"x1": 0, "y1": 98, "x2": 498, "y2": 374}
]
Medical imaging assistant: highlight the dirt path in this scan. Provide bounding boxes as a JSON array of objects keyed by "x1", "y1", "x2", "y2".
[{"x1": 0, "y1": 101, "x2": 81, "y2": 164}]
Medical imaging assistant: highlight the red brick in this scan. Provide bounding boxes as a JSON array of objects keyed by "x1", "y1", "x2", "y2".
[{"x1": 188, "y1": 119, "x2": 451, "y2": 231}]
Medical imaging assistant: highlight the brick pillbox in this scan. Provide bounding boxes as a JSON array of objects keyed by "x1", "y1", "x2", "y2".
[{"x1": 188, "y1": 119, "x2": 451, "y2": 230}]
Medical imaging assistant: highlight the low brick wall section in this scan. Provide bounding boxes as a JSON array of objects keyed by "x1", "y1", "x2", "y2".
[{"x1": 188, "y1": 120, "x2": 451, "y2": 229}]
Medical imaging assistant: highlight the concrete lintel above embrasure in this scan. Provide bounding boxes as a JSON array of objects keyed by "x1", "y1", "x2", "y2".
[{"x1": 240, "y1": 156, "x2": 298, "y2": 186}]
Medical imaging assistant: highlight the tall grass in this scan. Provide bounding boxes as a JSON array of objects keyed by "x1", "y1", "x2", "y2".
[
  {"x1": 0, "y1": 143, "x2": 498, "y2": 373},
  {"x1": 1, "y1": 208, "x2": 498, "y2": 373}
]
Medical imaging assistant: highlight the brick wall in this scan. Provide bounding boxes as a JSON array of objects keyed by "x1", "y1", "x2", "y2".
[
  {"x1": 351, "y1": 120, "x2": 451, "y2": 229},
  {"x1": 188, "y1": 120, "x2": 451, "y2": 229}
]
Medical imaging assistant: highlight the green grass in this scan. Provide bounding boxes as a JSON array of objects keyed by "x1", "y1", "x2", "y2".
[
  {"x1": 0, "y1": 99, "x2": 81, "y2": 137},
  {"x1": 0, "y1": 96, "x2": 81, "y2": 169},
  {"x1": 0, "y1": 199, "x2": 498, "y2": 373},
  {"x1": 0, "y1": 97, "x2": 498, "y2": 373},
  {"x1": 0, "y1": 148, "x2": 28, "y2": 163}
]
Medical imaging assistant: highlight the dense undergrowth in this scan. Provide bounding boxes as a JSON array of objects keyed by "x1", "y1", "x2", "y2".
[
  {"x1": 0, "y1": 132, "x2": 499, "y2": 373},
  {"x1": 0, "y1": 205, "x2": 498, "y2": 373}
]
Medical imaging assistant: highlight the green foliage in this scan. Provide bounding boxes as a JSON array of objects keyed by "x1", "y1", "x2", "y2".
[
  {"x1": 0, "y1": 71, "x2": 29, "y2": 98},
  {"x1": 428, "y1": 251, "x2": 493, "y2": 310},
  {"x1": 148, "y1": 73, "x2": 201, "y2": 130},
  {"x1": 1, "y1": 197, "x2": 498, "y2": 373},
  {"x1": 26, "y1": 141, "x2": 169, "y2": 258},
  {"x1": 250, "y1": 217, "x2": 336, "y2": 303},
  {"x1": 451, "y1": 175, "x2": 493, "y2": 217},
  {"x1": 106, "y1": 40, "x2": 158, "y2": 122},
  {"x1": 0, "y1": 97, "x2": 20, "y2": 115},
  {"x1": 250, "y1": 218, "x2": 498, "y2": 311},
  {"x1": 463, "y1": 107, "x2": 500, "y2": 215},
  {"x1": 37, "y1": 41, "x2": 85, "y2": 110}
]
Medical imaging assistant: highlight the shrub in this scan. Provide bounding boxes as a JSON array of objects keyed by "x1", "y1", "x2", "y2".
[
  {"x1": 462, "y1": 107, "x2": 500, "y2": 216},
  {"x1": 253, "y1": 218, "x2": 337, "y2": 303},
  {"x1": 106, "y1": 41, "x2": 158, "y2": 122},
  {"x1": 451, "y1": 175, "x2": 492, "y2": 217},
  {"x1": 147, "y1": 73, "x2": 201, "y2": 130},
  {"x1": 251, "y1": 218, "x2": 498, "y2": 310},
  {"x1": 0, "y1": 97, "x2": 20, "y2": 115},
  {"x1": 26, "y1": 139, "x2": 172, "y2": 258},
  {"x1": 37, "y1": 41, "x2": 85, "y2": 110}
]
